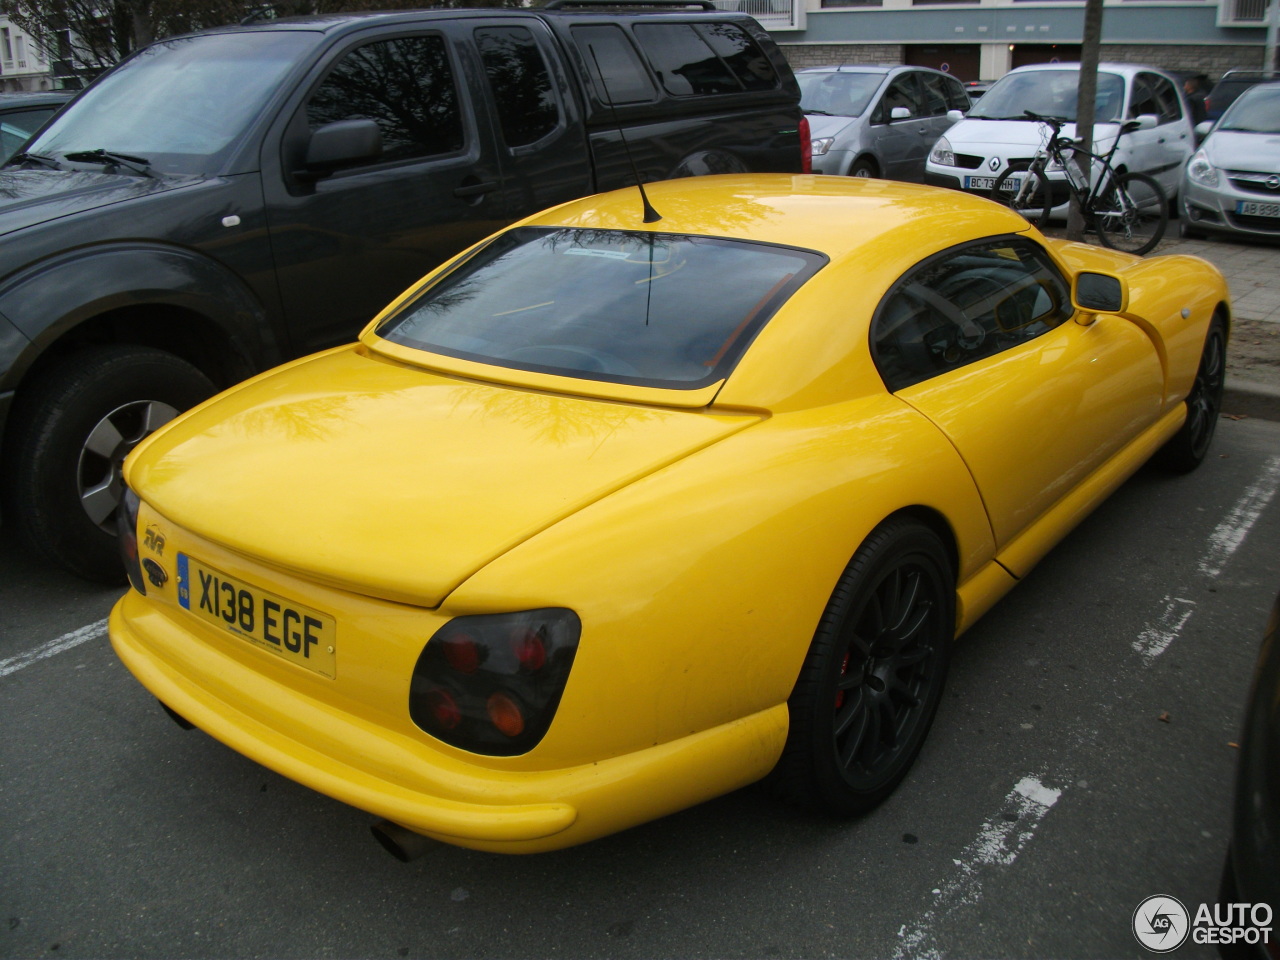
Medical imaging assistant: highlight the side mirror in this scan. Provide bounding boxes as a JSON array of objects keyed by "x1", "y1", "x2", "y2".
[
  {"x1": 1123, "y1": 114, "x2": 1158, "y2": 134},
  {"x1": 1073, "y1": 271, "x2": 1128, "y2": 324},
  {"x1": 1194, "y1": 120, "x2": 1213, "y2": 139},
  {"x1": 946, "y1": 108, "x2": 965, "y2": 123},
  {"x1": 300, "y1": 118, "x2": 383, "y2": 180},
  {"x1": 890, "y1": 105, "x2": 911, "y2": 121}
]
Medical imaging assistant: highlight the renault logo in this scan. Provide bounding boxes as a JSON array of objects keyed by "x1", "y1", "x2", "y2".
[{"x1": 989, "y1": 156, "x2": 1001, "y2": 172}]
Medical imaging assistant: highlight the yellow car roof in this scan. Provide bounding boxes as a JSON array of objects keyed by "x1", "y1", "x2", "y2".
[{"x1": 522, "y1": 173, "x2": 1033, "y2": 264}]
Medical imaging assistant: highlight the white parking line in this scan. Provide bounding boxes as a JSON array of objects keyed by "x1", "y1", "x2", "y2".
[
  {"x1": 893, "y1": 776, "x2": 1064, "y2": 960},
  {"x1": 1132, "y1": 596, "x2": 1198, "y2": 665},
  {"x1": 1133, "y1": 455, "x2": 1280, "y2": 665},
  {"x1": 1199, "y1": 455, "x2": 1280, "y2": 578},
  {"x1": 0, "y1": 619, "x2": 108, "y2": 678}
]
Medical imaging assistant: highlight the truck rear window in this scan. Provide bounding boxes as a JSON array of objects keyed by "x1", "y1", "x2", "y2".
[{"x1": 375, "y1": 226, "x2": 824, "y2": 390}]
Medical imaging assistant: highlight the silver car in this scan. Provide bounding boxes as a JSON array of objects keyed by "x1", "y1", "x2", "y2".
[
  {"x1": 799, "y1": 65, "x2": 969, "y2": 181},
  {"x1": 1181, "y1": 81, "x2": 1280, "y2": 240}
]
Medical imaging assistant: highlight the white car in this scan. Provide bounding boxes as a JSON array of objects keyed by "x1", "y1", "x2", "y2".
[{"x1": 925, "y1": 63, "x2": 1194, "y2": 216}]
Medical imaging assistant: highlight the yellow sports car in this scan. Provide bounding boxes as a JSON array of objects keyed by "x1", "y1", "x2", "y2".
[{"x1": 109, "y1": 174, "x2": 1229, "y2": 855}]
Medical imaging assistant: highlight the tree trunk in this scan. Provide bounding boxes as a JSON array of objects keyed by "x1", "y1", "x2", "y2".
[{"x1": 1068, "y1": 0, "x2": 1104, "y2": 242}]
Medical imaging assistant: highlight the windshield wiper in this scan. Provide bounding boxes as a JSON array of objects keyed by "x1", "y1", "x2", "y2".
[
  {"x1": 804, "y1": 108, "x2": 834, "y2": 116},
  {"x1": 62, "y1": 148, "x2": 153, "y2": 177},
  {"x1": 8, "y1": 151, "x2": 62, "y2": 170}
]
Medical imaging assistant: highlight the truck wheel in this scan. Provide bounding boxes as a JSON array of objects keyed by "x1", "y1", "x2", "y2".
[{"x1": 3, "y1": 345, "x2": 215, "y2": 583}]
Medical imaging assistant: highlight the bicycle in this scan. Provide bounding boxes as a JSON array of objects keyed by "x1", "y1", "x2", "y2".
[{"x1": 990, "y1": 110, "x2": 1168, "y2": 255}]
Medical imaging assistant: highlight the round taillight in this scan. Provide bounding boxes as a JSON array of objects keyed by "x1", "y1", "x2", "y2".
[
  {"x1": 512, "y1": 629, "x2": 546, "y2": 672},
  {"x1": 427, "y1": 688, "x2": 461, "y2": 730},
  {"x1": 441, "y1": 633, "x2": 480, "y2": 674},
  {"x1": 487, "y1": 692, "x2": 525, "y2": 737}
]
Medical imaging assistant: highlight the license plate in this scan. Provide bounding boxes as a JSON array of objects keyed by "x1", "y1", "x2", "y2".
[
  {"x1": 965, "y1": 175, "x2": 1000, "y2": 190},
  {"x1": 177, "y1": 553, "x2": 336, "y2": 678},
  {"x1": 1237, "y1": 200, "x2": 1280, "y2": 218}
]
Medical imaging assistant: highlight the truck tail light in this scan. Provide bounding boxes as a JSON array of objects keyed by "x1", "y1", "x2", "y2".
[
  {"x1": 800, "y1": 114, "x2": 812, "y2": 174},
  {"x1": 118, "y1": 487, "x2": 146, "y2": 595}
]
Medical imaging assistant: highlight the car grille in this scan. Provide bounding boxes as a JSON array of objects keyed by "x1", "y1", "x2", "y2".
[
  {"x1": 1227, "y1": 212, "x2": 1280, "y2": 232},
  {"x1": 1226, "y1": 171, "x2": 1280, "y2": 196},
  {"x1": 953, "y1": 153, "x2": 986, "y2": 170}
]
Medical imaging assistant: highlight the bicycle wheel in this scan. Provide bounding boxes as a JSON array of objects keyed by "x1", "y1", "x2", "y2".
[
  {"x1": 990, "y1": 167, "x2": 1052, "y2": 227},
  {"x1": 1092, "y1": 172, "x2": 1167, "y2": 255}
]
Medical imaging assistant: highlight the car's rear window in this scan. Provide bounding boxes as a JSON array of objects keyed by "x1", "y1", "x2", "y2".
[{"x1": 376, "y1": 226, "x2": 825, "y2": 390}]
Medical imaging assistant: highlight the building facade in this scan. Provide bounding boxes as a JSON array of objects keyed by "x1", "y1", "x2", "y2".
[
  {"x1": 0, "y1": 16, "x2": 58, "y2": 91},
  {"x1": 722, "y1": 0, "x2": 1271, "y2": 82}
]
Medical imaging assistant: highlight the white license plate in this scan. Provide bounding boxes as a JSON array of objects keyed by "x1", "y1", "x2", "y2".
[
  {"x1": 965, "y1": 175, "x2": 1000, "y2": 191},
  {"x1": 1237, "y1": 200, "x2": 1280, "y2": 218}
]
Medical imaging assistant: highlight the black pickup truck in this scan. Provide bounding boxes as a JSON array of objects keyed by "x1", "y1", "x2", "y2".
[{"x1": 0, "y1": 3, "x2": 807, "y2": 581}]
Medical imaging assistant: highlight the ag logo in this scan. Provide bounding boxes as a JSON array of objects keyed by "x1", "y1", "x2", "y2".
[{"x1": 1133, "y1": 895, "x2": 1190, "y2": 953}]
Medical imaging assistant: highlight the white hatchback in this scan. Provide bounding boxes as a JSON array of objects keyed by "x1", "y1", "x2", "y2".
[{"x1": 925, "y1": 63, "x2": 1194, "y2": 216}]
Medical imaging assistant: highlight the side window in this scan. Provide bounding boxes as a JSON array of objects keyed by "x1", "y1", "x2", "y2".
[
  {"x1": 873, "y1": 74, "x2": 921, "y2": 124},
  {"x1": 693, "y1": 23, "x2": 778, "y2": 92},
  {"x1": 871, "y1": 239, "x2": 1071, "y2": 392},
  {"x1": 476, "y1": 26, "x2": 560, "y2": 148},
  {"x1": 634, "y1": 23, "x2": 742, "y2": 96},
  {"x1": 1, "y1": 107, "x2": 56, "y2": 163},
  {"x1": 305, "y1": 35, "x2": 464, "y2": 165},
  {"x1": 1149, "y1": 74, "x2": 1183, "y2": 124},
  {"x1": 1128, "y1": 76, "x2": 1160, "y2": 120},
  {"x1": 915, "y1": 71, "x2": 950, "y2": 118},
  {"x1": 942, "y1": 75, "x2": 970, "y2": 113},
  {"x1": 571, "y1": 24, "x2": 658, "y2": 105}
]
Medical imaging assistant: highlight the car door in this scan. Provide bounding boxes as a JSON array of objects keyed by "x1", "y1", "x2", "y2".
[
  {"x1": 261, "y1": 24, "x2": 513, "y2": 355},
  {"x1": 1125, "y1": 73, "x2": 1192, "y2": 196},
  {"x1": 870, "y1": 237, "x2": 1165, "y2": 572},
  {"x1": 868, "y1": 72, "x2": 928, "y2": 181},
  {"x1": 914, "y1": 71, "x2": 967, "y2": 179}
]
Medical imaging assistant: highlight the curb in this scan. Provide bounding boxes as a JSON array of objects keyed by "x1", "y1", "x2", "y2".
[{"x1": 1223, "y1": 378, "x2": 1280, "y2": 423}]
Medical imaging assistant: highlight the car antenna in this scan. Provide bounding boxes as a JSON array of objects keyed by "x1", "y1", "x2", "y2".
[{"x1": 588, "y1": 45, "x2": 662, "y2": 223}]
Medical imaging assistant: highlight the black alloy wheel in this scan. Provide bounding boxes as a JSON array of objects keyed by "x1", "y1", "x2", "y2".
[
  {"x1": 775, "y1": 517, "x2": 954, "y2": 816},
  {"x1": 1157, "y1": 315, "x2": 1227, "y2": 473}
]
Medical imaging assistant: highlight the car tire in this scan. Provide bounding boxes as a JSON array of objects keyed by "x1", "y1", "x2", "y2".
[
  {"x1": 2, "y1": 345, "x2": 215, "y2": 583},
  {"x1": 849, "y1": 159, "x2": 877, "y2": 179},
  {"x1": 773, "y1": 516, "x2": 954, "y2": 816},
  {"x1": 1179, "y1": 219, "x2": 1206, "y2": 241},
  {"x1": 1155, "y1": 314, "x2": 1227, "y2": 474}
]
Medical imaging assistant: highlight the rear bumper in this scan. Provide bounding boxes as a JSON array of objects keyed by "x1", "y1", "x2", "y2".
[{"x1": 109, "y1": 595, "x2": 787, "y2": 853}]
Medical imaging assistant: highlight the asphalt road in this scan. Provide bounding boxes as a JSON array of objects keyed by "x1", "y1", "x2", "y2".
[{"x1": 2, "y1": 416, "x2": 1279, "y2": 960}]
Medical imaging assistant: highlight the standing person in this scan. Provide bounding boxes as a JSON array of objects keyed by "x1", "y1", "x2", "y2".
[{"x1": 1184, "y1": 74, "x2": 1208, "y2": 124}]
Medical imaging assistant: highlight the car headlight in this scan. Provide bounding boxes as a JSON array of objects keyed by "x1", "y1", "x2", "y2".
[
  {"x1": 1186, "y1": 149, "x2": 1219, "y2": 187},
  {"x1": 811, "y1": 137, "x2": 834, "y2": 157},
  {"x1": 930, "y1": 137, "x2": 955, "y2": 166},
  {"x1": 409, "y1": 608, "x2": 580, "y2": 756}
]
